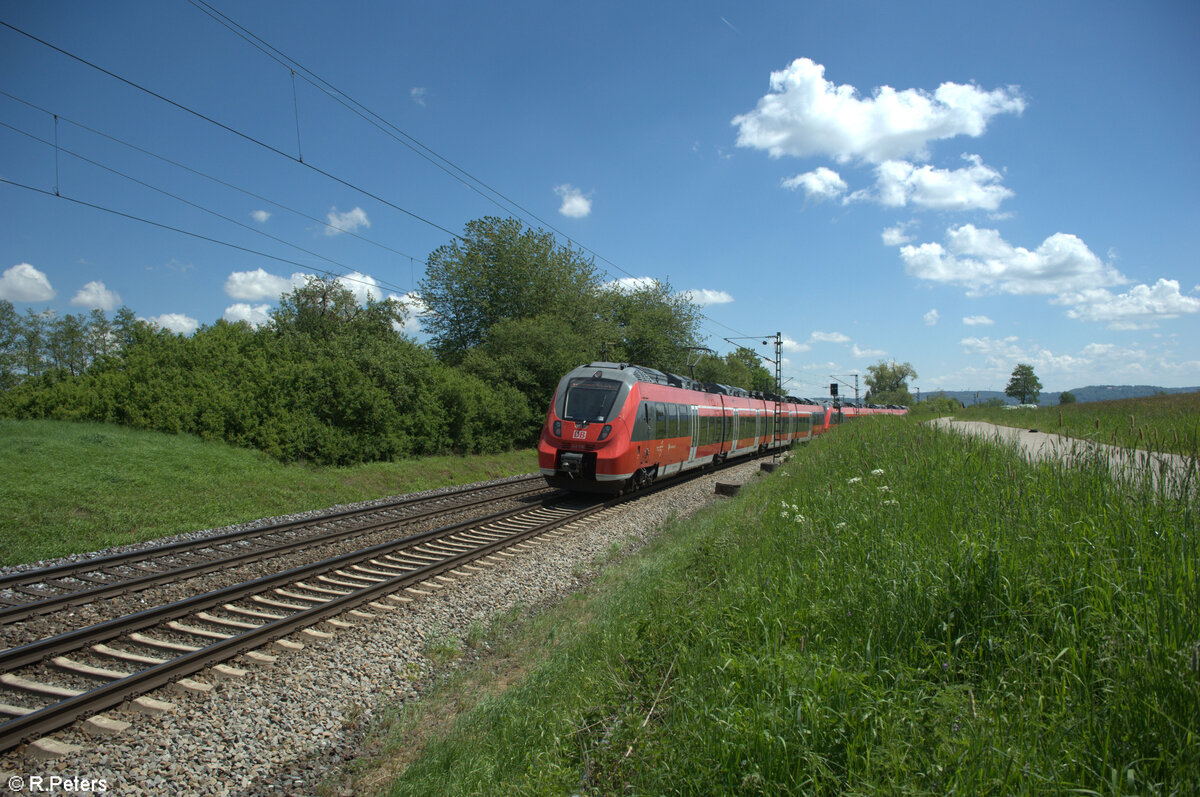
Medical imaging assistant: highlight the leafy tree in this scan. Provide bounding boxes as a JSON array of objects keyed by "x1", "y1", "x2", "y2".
[
  {"x1": 0, "y1": 300, "x2": 19, "y2": 389},
  {"x1": 1058, "y1": 390, "x2": 1077, "y2": 405},
  {"x1": 595, "y1": 278, "x2": 704, "y2": 375},
  {"x1": 864, "y1": 360, "x2": 917, "y2": 405},
  {"x1": 419, "y1": 216, "x2": 602, "y2": 363},
  {"x1": 692, "y1": 348, "x2": 775, "y2": 394},
  {"x1": 1005, "y1": 363, "x2": 1042, "y2": 404}
]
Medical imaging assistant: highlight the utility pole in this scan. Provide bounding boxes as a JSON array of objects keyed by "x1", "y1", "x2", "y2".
[{"x1": 724, "y1": 332, "x2": 784, "y2": 462}]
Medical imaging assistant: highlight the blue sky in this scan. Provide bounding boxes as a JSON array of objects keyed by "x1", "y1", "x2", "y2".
[{"x1": 2, "y1": 1, "x2": 1198, "y2": 395}]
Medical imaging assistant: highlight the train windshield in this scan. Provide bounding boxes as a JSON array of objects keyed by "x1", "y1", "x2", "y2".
[{"x1": 563, "y1": 378, "x2": 622, "y2": 423}]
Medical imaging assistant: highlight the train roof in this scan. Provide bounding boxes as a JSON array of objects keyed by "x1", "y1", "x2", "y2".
[{"x1": 576, "y1": 362, "x2": 811, "y2": 404}]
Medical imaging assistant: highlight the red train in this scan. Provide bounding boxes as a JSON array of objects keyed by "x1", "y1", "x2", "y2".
[{"x1": 538, "y1": 362, "x2": 855, "y2": 493}]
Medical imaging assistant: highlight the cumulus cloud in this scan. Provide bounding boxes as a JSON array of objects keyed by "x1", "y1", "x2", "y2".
[
  {"x1": 388, "y1": 291, "x2": 425, "y2": 334},
  {"x1": 781, "y1": 335, "x2": 811, "y2": 353},
  {"x1": 325, "y1": 206, "x2": 370, "y2": 236},
  {"x1": 870, "y1": 154, "x2": 1012, "y2": 211},
  {"x1": 852, "y1": 343, "x2": 887, "y2": 358},
  {"x1": 0, "y1": 263, "x2": 55, "y2": 302},
  {"x1": 337, "y1": 271, "x2": 383, "y2": 305},
  {"x1": 251, "y1": 210, "x2": 271, "y2": 224},
  {"x1": 810, "y1": 331, "x2": 851, "y2": 344},
  {"x1": 963, "y1": 315, "x2": 994, "y2": 326},
  {"x1": 683, "y1": 288, "x2": 734, "y2": 306},
  {"x1": 554, "y1": 184, "x2": 592, "y2": 218},
  {"x1": 898, "y1": 226, "x2": 1199, "y2": 329},
  {"x1": 224, "y1": 268, "x2": 305, "y2": 301},
  {"x1": 732, "y1": 57, "x2": 1025, "y2": 164},
  {"x1": 923, "y1": 309, "x2": 939, "y2": 326},
  {"x1": 411, "y1": 87, "x2": 427, "y2": 107},
  {"x1": 1056, "y1": 279, "x2": 1200, "y2": 329},
  {"x1": 70, "y1": 280, "x2": 121, "y2": 311},
  {"x1": 223, "y1": 303, "x2": 272, "y2": 327},
  {"x1": 781, "y1": 166, "x2": 847, "y2": 201},
  {"x1": 898, "y1": 225, "x2": 1125, "y2": 297},
  {"x1": 146, "y1": 313, "x2": 200, "y2": 335},
  {"x1": 881, "y1": 224, "x2": 915, "y2": 246}
]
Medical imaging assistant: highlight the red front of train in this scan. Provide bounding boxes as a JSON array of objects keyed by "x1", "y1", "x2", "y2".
[{"x1": 538, "y1": 362, "x2": 823, "y2": 493}]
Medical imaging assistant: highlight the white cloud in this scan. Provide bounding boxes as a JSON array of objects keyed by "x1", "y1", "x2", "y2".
[
  {"x1": 898, "y1": 224, "x2": 1125, "y2": 297},
  {"x1": 881, "y1": 225, "x2": 914, "y2": 246},
  {"x1": 0, "y1": 263, "x2": 55, "y2": 302},
  {"x1": 683, "y1": 288, "x2": 734, "y2": 306},
  {"x1": 325, "y1": 206, "x2": 370, "y2": 236},
  {"x1": 554, "y1": 184, "x2": 592, "y2": 218},
  {"x1": 251, "y1": 209, "x2": 271, "y2": 224},
  {"x1": 70, "y1": 280, "x2": 121, "y2": 311},
  {"x1": 337, "y1": 271, "x2": 383, "y2": 304},
  {"x1": 146, "y1": 313, "x2": 200, "y2": 335},
  {"x1": 411, "y1": 87, "x2": 427, "y2": 107},
  {"x1": 732, "y1": 57, "x2": 1025, "y2": 164},
  {"x1": 223, "y1": 303, "x2": 272, "y2": 327},
  {"x1": 923, "y1": 309, "x2": 939, "y2": 326},
  {"x1": 1057, "y1": 279, "x2": 1200, "y2": 329},
  {"x1": 870, "y1": 154, "x2": 1013, "y2": 211},
  {"x1": 781, "y1": 166, "x2": 847, "y2": 201},
  {"x1": 962, "y1": 315, "x2": 994, "y2": 326},
  {"x1": 781, "y1": 335, "x2": 811, "y2": 353},
  {"x1": 810, "y1": 331, "x2": 851, "y2": 344},
  {"x1": 224, "y1": 268, "x2": 305, "y2": 301},
  {"x1": 852, "y1": 343, "x2": 887, "y2": 358},
  {"x1": 388, "y1": 291, "x2": 425, "y2": 334}
]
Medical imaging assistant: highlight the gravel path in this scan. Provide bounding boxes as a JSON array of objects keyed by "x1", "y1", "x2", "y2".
[
  {"x1": 1, "y1": 461, "x2": 764, "y2": 796},
  {"x1": 930, "y1": 418, "x2": 1196, "y2": 495}
]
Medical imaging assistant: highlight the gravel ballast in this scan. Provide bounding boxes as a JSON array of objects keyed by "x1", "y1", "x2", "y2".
[{"x1": 1, "y1": 461, "x2": 766, "y2": 796}]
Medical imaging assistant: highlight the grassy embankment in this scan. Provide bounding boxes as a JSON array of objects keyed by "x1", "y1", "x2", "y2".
[
  {"x1": 0, "y1": 419, "x2": 534, "y2": 566},
  {"x1": 343, "y1": 416, "x2": 1198, "y2": 795},
  {"x1": 954, "y1": 390, "x2": 1200, "y2": 457}
]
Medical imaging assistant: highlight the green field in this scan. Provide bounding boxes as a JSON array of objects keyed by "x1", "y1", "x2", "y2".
[
  {"x1": 954, "y1": 390, "x2": 1200, "y2": 457},
  {"x1": 0, "y1": 419, "x2": 535, "y2": 566},
  {"x1": 344, "y1": 417, "x2": 1198, "y2": 795}
]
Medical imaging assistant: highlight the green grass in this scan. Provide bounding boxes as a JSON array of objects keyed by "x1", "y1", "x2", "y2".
[
  {"x1": 954, "y1": 391, "x2": 1200, "y2": 457},
  {"x1": 0, "y1": 419, "x2": 535, "y2": 566},
  {"x1": 355, "y1": 417, "x2": 1198, "y2": 795}
]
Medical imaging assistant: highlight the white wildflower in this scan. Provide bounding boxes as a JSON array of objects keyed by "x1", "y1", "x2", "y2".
[
  {"x1": 878, "y1": 485, "x2": 891, "y2": 493},
  {"x1": 882, "y1": 499, "x2": 900, "y2": 507},
  {"x1": 871, "y1": 468, "x2": 885, "y2": 476},
  {"x1": 835, "y1": 522, "x2": 847, "y2": 530},
  {"x1": 847, "y1": 477, "x2": 862, "y2": 485}
]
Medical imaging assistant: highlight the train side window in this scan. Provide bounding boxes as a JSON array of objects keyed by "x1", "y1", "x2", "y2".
[{"x1": 654, "y1": 402, "x2": 667, "y2": 439}]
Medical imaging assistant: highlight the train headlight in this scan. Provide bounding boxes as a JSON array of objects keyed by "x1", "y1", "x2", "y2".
[
  {"x1": 553, "y1": 420, "x2": 562, "y2": 437},
  {"x1": 598, "y1": 424, "x2": 612, "y2": 441}
]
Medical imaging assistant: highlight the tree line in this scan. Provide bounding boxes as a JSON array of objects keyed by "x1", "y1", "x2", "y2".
[{"x1": 0, "y1": 216, "x2": 773, "y2": 465}]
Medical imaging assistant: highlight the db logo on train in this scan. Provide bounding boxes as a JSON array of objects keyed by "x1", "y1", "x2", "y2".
[{"x1": 572, "y1": 429, "x2": 587, "y2": 440}]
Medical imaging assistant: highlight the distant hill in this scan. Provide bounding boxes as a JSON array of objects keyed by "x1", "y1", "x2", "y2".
[{"x1": 926, "y1": 385, "x2": 1200, "y2": 407}]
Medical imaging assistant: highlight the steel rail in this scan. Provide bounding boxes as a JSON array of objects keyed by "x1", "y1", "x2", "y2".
[
  {"x1": 0, "y1": 477, "x2": 549, "y2": 624},
  {"x1": 0, "y1": 492, "x2": 617, "y2": 753}
]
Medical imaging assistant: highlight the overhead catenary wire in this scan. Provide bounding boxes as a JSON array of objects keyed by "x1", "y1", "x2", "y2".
[
  {"x1": 0, "y1": 89, "x2": 427, "y2": 274},
  {"x1": 181, "y1": 0, "x2": 760, "y2": 341},
  {"x1": 0, "y1": 12, "x2": 762, "y2": 345},
  {"x1": 0, "y1": 118, "x2": 416, "y2": 297}
]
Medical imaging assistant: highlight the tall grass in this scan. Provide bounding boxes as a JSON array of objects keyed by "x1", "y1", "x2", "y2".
[
  {"x1": 958, "y1": 391, "x2": 1200, "y2": 457},
  {"x1": 374, "y1": 418, "x2": 1199, "y2": 795},
  {"x1": 0, "y1": 419, "x2": 534, "y2": 566}
]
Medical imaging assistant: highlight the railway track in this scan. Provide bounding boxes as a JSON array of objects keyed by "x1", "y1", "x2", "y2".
[
  {"x1": 0, "y1": 486, "x2": 626, "y2": 755},
  {"x1": 0, "y1": 475, "x2": 550, "y2": 626},
  {"x1": 0, "y1": 456, "x2": 775, "y2": 757}
]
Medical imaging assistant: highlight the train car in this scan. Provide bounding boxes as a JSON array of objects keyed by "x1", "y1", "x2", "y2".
[{"x1": 538, "y1": 362, "x2": 823, "y2": 493}]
